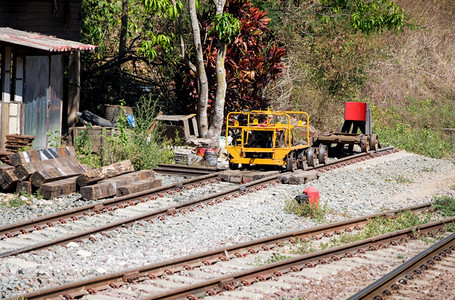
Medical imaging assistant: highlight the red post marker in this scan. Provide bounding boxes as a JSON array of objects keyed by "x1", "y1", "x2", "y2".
[{"x1": 303, "y1": 186, "x2": 319, "y2": 207}]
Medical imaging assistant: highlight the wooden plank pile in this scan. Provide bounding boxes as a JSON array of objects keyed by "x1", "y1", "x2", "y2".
[
  {"x1": 0, "y1": 146, "x2": 90, "y2": 195},
  {"x1": 0, "y1": 134, "x2": 35, "y2": 163},
  {"x1": 6, "y1": 134, "x2": 35, "y2": 152},
  {"x1": 0, "y1": 146, "x2": 161, "y2": 200},
  {"x1": 76, "y1": 160, "x2": 161, "y2": 200}
]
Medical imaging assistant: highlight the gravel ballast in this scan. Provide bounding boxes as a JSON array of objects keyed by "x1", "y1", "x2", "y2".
[{"x1": 0, "y1": 151, "x2": 454, "y2": 298}]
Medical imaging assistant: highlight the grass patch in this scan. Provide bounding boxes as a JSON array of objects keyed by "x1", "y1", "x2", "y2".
[
  {"x1": 432, "y1": 196, "x2": 455, "y2": 216},
  {"x1": 290, "y1": 238, "x2": 318, "y2": 256},
  {"x1": 291, "y1": 210, "x2": 437, "y2": 255},
  {"x1": 251, "y1": 252, "x2": 292, "y2": 266},
  {"x1": 0, "y1": 193, "x2": 33, "y2": 208},
  {"x1": 375, "y1": 124, "x2": 455, "y2": 159},
  {"x1": 385, "y1": 176, "x2": 413, "y2": 184},
  {"x1": 284, "y1": 199, "x2": 329, "y2": 222},
  {"x1": 444, "y1": 223, "x2": 455, "y2": 233}
]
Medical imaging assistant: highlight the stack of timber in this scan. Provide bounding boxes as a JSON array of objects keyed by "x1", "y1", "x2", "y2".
[
  {"x1": 0, "y1": 146, "x2": 162, "y2": 200},
  {"x1": 78, "y1": 161, "x2": 161, "y2": 200},
  {"x1": 6, "y1": 134, "x2": 35, "y2": 152},
  {"x1": 0, "y1": 146, "x2": 88, "y2": 196},
  {"x1": 0, "y1": 134, "x2": 35, "y2": 163}
]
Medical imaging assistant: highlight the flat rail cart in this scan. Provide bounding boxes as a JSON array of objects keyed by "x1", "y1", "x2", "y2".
[
  {"x1": 312, "y1": 102, "x2": 378, "y2": 154},
  {"x1": 225, "y1": 109, "x2": 327, "y2": 170}
]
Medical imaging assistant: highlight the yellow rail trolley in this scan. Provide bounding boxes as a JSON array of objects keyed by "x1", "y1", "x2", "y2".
[{"x1": 225, "y1": 109, "x2": 327, "y2": 170}]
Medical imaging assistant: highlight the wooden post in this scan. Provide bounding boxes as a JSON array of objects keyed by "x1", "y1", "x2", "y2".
[
  {"x1": 1, "y1": 47, "x2": 12, "y2": 148},
  {"x1": 1, "y1": 102, "x2": 9, "y2": 148},
  {"x1": 67, "y1": 51, "x2": 80, "y2": 129},
  {"x1": 1, "y1": 47, "x2": 11, "y2": 102},
  {"x1": 14, "y1": 56, "x2": 23, "y2": 103}
]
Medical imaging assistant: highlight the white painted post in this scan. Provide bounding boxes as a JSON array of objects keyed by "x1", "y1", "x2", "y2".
[
  {"x1": 14, "y1": 56, "x2": 23, "y2": 102},
  {"x1": 1, "y1": 47, "x2": 11, "y2": 102}
]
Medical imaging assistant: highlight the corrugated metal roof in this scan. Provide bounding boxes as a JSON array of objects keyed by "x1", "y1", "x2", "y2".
[{"x1": 0, "y1": 27, "x2": 96, "y2": 52}]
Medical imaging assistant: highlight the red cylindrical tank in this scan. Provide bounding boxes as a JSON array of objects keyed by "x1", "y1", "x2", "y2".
[
  {"x1": 303, "y1": 186, "x2": 319, "y2": 207},
  {"x1": 344, "y1": 102, "x2": 367, "y2": 121}
]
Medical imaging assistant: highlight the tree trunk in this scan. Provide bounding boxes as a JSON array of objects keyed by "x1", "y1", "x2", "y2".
[
  {"x1": 119, "y1": 0, "x2": 128, "y2": 56},
  {"x1": 208, "y1": 42, "x2": 227, "y2": 147},
  {"x1": 189, "y1": 0, "x2": 209, "y2": 138},
  {"x1": 208, "y1": 0, "x2": 227, "y2": 147}
]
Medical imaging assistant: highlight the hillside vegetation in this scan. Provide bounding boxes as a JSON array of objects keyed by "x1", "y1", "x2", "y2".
[{"x1": 265, "y1": 0, "x2": 455, "y2": 158}]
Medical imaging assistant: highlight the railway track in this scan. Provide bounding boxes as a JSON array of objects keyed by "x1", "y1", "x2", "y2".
[
  {"x1": 350, "y1": 232, "x2": 455, "y2": 300},
  {"x1": 153, "y1": 164, "x2": 222, "y2": 177},
  {"x1": 0, "y1": 147, "x2": 395, "y2": 259},
  {"x1": 14, "y1": 202, "x2": 446, "y2": 300},
  {"x1": 0, "y1": 173, "x2": 234, "y2": 258}
]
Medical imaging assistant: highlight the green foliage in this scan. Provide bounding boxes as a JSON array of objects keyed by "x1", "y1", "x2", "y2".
[
  {"x1": 18, "y1": 146, "x2": 32, "y2": 152},
  {"x1": 81, "y1": 0, "x2": 123, "y2": 53},
  {"x1": 371, "y1": 96, "x2": 455, "y2": 158},
  {"x1": 444, "y1": 223, "x2": 455, "y2": 233},
  {"x1": 74, "y1": 123, "x2": 101, "y2": 168},
  {"x1": 82, "y1": 0, "x2": 177, "y2": 59},
  {"x1": 251, "y1": 252, "x2": 291, "y2": 266},
  {"x1": 0, "y1": 192, "x2": 33, "y2": 208},
  {"x1": 210, "y1": 13, "x2": 241, "y2": 43},
  {"x1": 46, "y1": 129, "x2": 62, "y2": 148},
  {"x1": 284, "y1": 199, "x2": 329, "y2": 222},
  {"x1": 321, "y1": 0, "x2": 405, "y2": 33},
  {"x1": 178, "y1": 0, "x2": 286, "y2": 113},
  {"x1": 375, "y1": 125, "x2": 455, "y2": 159},
  {"x1": 99, "y1": 96, "x2": 174, "y2": 170},
  {"x1": 258, "y1": 0, "x2": 407, "y2": 112},
  {"x1": 290, "y1": 238, "x2": 318, "y2": 255},
  {"x1": 80, "y1": 0, "x2": 181, "y2": 108},
  {"x1": 291, "y1": 210, "x2": 436, "y2": 255},
  {"x1": 142, "y1": 0, "x2": 182, "y2": 18},
  {"x1": 433, "y1": 196, "x2": 455, "y2": 217},
  {"x1": 73, "y1": 97, "x2": 173, "y2": 170},
  {"x1": 137, "y1": 33, "x2": 173, "y2": 60}
]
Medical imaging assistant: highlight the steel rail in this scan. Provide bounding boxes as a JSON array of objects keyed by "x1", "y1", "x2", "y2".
[
  {"x1": 147, "y1": 217, "x2": 455, "y2": 299},
  {"x1": 16, "y1": 201, "x2": 434, "y2": 300},
  {"x1": 156, "y1": 164, "x2": 221, "y2": 171},
  {"x1": 348, "y1": 232, "x2": 455, "y2": 300},
  {"x1": 0, "y1": 173, "x2": 218, "y2": 239},
  {"x1": 0, "y1": 175, "x2": 279, "y2": 259},
  {"x1": 153, "y1": 164, "x2": 223, "y2": 176}
]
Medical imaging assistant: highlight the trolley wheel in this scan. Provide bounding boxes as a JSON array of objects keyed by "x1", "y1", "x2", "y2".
[
  {"x1": 360, "y1": 135, "x2": 370, "y2": 152},
  {"x1": 318, "y1": 144, "x2": 328, "y2": 164},
  {"x1": 306, "y1": 147, "x2": 316, "y2": 167},
  {"x1": 229, "y1": 161, "x2": 238, "y2": 170},
  {"x1": 286, "y1": 152, "x2": 296, "y2": 172},
  {"x1": 297, "y1": 151, "x2": 305, "y2": 169},
  {"x1": 369, "y1": 134, "x2": 378, "y2": 151}
]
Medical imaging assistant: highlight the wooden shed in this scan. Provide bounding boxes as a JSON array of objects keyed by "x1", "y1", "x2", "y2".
[
  {"x1": 0, "y1": 0, "x2": 82, "y2": 42},
  {"x1": 0, "y1": 27, "x2": 95, "y2": 149}
]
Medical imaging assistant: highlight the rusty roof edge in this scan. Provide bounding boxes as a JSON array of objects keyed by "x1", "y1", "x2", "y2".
[{"x1": 0, "y1": 27, "x2": 96, "y2": 52}]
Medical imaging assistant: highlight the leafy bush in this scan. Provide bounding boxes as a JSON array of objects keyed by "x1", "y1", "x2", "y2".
[
  {"x1": 99, "y1": 97, "x2": 174, "y2": 170},
  {"x1": 284, "y1": 199, "x2": 329, "y2": 222},
  {"x1": 74, "y1": 96, "x2": 174, "y2": 170},
  {"x1": 74, "y1": 123, "x2": 101, "y2": 168}
]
